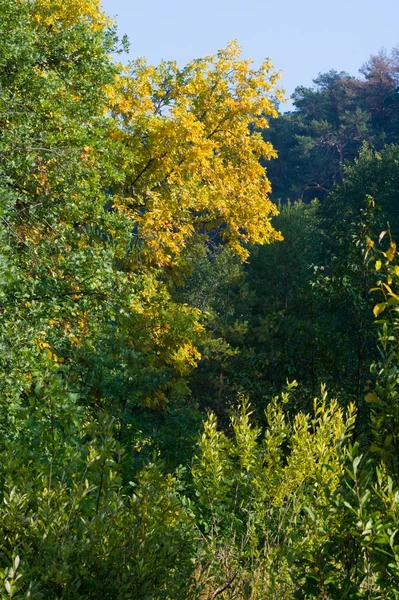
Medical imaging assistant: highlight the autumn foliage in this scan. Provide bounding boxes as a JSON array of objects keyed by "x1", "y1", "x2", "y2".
[{"x1": 108, "y1": 42, "x2": 283, "y2": 263}]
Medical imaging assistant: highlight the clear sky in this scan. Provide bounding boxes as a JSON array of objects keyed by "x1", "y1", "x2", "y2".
[{"x1": 100, "y1": 0, "x2": 399, "y2": 107}]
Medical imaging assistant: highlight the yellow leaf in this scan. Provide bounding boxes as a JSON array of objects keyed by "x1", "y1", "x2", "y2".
[
  {"x1": 386, "y1": 242, "x2": 396, "y2": 262},
  {"x1": 365, "y1": 392, "x2": 379, "y2": 403},
  {"x1": 373, "y1": 303, "x2": 386, "y2": 317},
  {"x1": 375, "y1": 260, "x2": 382, "y2": 271}
]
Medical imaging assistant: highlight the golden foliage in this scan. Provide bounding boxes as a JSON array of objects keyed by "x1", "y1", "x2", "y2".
[
  {"x1": 30, "y1": 0, "x2": 110, "y2": 30},
  {"x1": 108, "y1": 41, "x2": 283, "y2": 264}
]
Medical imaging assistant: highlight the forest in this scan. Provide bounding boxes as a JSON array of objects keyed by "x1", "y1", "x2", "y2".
[{"x1": 1, "y1": 0, "x2": 399, "y2": 598}]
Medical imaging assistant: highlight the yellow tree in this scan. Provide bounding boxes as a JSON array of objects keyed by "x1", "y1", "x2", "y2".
[{"x1": 107, "y1": 41, "x2": 283, "y2": 265}]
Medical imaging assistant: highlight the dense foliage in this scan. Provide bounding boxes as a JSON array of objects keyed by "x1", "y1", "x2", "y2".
[
  {"x1": 265, "y1": 46, "x2": 399, "y2": 203},
  {"x1": 1, "y1": 0, "x2": 399, "y2": 598}
]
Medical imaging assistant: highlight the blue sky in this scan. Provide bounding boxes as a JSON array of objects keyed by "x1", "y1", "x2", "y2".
[{"x1": 100, "y1": 0, "x2": 399, "y2": 107}]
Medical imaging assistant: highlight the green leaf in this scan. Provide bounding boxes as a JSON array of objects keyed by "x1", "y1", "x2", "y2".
[
  {"x1": 353, "y1": 455, "x2": 361, "y2": 476},
  {"x1": 303, "y1": 506, "x2": 316, "y2": 522}
]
